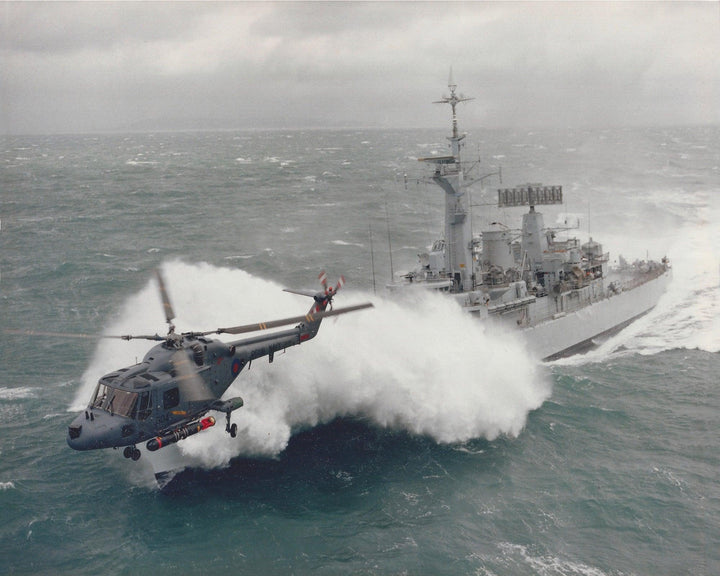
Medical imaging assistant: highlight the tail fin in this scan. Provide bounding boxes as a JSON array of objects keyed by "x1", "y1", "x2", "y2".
[{"x1": 284, "y1": 272, "x2": 350, "y2": 338}]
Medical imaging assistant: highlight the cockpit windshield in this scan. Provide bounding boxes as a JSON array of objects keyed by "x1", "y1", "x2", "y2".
[{"x1": 91, "y1": 384, "x2": 139, "y2": 419}]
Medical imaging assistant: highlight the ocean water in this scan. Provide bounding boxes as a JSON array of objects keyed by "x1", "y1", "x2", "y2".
[{"x1": 1, "y1": 126, "x2": 718, "y2": 575}]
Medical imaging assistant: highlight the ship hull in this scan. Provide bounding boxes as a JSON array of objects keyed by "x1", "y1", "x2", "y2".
[{"x1": 521, "y1": 270, "x2": 672, "y2": 361}]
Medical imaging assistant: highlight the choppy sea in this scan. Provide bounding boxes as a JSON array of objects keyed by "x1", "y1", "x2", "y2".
[{"x1": 1, "y1": 125, "x2": 719, "y2": 575}]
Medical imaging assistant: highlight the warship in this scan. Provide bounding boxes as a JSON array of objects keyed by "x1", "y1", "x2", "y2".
[{"x1": 388, "y1": 76, "x2": 671, "y2": 361}]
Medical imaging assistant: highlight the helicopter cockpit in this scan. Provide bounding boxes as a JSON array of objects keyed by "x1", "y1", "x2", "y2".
[{"x1": 91, "y1": 384, "x2": 152, "y2": 421}]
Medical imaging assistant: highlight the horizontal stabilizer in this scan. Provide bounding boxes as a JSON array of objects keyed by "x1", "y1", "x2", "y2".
[{"x1": 282, "y1": 288, "x2": 318, "y2": 298}]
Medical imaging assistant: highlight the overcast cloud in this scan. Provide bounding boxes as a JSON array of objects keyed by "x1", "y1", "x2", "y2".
[{"x1": 1, "y1": 1, "x2": 718, "y2": 134}]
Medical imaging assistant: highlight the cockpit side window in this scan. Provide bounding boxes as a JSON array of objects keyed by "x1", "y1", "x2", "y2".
[{"x1": 163, "y1": 387, "x2": 180, "y2": 410}]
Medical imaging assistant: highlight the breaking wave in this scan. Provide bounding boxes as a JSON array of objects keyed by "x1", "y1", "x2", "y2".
[{"x1": 73, "y1": 261, "x2": 550, "y2": 469}]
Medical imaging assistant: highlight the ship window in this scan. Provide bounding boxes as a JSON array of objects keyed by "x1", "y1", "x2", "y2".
[{"x1": 163, "y1": 387, "x2": 180, "y2": 410}]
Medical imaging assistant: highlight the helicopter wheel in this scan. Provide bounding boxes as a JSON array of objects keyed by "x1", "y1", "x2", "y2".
[
  {"x1": 230, "y1": 423, "x2": 237, "y2": 438},
  {"x1": 124, "y1": 446, "x2": 141, "y2": 461}
]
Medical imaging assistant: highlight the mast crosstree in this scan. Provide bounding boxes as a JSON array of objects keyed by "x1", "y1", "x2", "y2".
[{"x1": 433, "y1": 68, "x2": 474, "y2": 142}]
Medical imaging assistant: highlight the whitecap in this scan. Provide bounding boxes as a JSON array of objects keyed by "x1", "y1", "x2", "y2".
[
  {"x1": 0, "y1": 387, "x2": 36, "y2": 400},
  {"x1": 223, "y1": 254, "x2": 254, "y2": 261},
  {"x1": 499, "y1": 542, "x2": 611, "y2": 576}
]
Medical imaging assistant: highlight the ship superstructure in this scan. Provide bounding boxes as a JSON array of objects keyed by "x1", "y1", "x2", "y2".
[{"x1": 389, "y1": 76, "x2": 671, "y2": 360}]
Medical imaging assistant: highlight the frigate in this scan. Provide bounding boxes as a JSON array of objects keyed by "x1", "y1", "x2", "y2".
[{"x1": 388, "y1": 75, "x2": 671, "y2": 361}]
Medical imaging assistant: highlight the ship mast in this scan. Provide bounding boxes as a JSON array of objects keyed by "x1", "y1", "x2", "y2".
[{"x1": 420, "y1": 70, "x2": 475, "y2": 292}]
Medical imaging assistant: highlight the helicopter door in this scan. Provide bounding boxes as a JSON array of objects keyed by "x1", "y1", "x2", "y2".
[{"x1": 137, "y1": 391, "x2": 152, "y2": 421}]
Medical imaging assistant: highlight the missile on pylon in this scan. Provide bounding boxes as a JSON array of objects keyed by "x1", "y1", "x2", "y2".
[{"x1": 146, "y1": 416, "x2": 216, "y2": 452}]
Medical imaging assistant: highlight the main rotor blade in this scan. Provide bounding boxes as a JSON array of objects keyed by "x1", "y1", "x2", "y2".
[
  {"x1": 4, "y1": 329, "x2": 164, "y2": 341},
  {"x1": 209, "y1": 302, "x2": 373, "y2": 336},
  {"x1": 155, "y1": 269, "x2": 176, "y2": 326}
]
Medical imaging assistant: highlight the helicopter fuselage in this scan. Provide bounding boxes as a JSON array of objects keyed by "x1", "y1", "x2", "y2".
[
  {"x1": 57, "y1": 269, "x2": 371, "y2": 465},
  {"x1": 66, "y1": 324, "x2": 314, "y2": 453}
]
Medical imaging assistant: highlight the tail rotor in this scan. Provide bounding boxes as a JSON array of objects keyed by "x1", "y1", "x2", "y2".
[{"x1": 282, "y1": 271, "x2": 358, "y2": 316}]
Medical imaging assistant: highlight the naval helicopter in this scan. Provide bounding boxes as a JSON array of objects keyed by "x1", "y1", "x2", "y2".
[{"x1": 12, "y1": 270, "x2": 372, "y2": 462}]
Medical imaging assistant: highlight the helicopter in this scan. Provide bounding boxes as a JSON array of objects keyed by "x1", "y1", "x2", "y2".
[{"x1": 12, "y1": 270, "x2": 372, "y2": 462}]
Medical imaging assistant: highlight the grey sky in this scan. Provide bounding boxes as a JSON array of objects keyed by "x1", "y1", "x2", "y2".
[{"x1": 1, "y1": 1, "x2": 718, "y2": 134}]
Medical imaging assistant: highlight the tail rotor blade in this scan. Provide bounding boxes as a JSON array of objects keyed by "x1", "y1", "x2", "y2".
[{"x1": 318, "y1": 270, "x2": 328, "y2": 291}]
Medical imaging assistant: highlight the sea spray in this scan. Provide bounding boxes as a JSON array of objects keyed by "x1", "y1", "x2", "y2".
[
  {"x1": 553, "y1": 201, "x2": 720, "y2": 366},
  {"x1": 73, "y1": 261, "x2": 551, "y2": 469}
]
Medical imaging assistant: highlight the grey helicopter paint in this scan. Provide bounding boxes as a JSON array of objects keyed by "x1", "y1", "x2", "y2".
[{"x1": 12, "y1": 270, "x2": 372, "y2": 476}]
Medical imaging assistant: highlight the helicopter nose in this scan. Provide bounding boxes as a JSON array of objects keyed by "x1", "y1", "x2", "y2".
[
  {"x1": 66, "y1": 410, "x2": 137, "y2": 451},
  {"x1": 67, "y1": 414, "x2": 88, "y2": 450}
]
